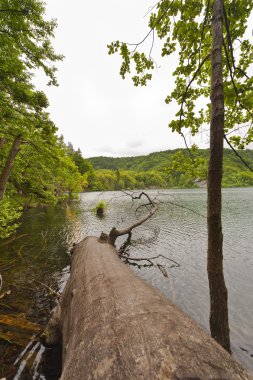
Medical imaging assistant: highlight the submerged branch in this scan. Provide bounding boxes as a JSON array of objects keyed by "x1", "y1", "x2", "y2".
[{"x1": 32, "y1": 280, "x2": 60, "y2": 298}]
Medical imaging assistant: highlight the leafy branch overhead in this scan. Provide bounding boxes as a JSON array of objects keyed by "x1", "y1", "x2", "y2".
[
  {"x1": 108, "y1": 0, "x2": 253, "y2": 149},
  {"x1": 108, "y1": 0, "x2": 253, "y2": 353},
  {"x1": 0, "y1": 1, "x2": 93, "y2": 238}
]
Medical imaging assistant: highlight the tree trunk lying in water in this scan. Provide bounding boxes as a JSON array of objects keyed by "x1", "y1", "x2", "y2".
[{"x1": 42, "y1": 237, "x2": 251, "y2": 379}]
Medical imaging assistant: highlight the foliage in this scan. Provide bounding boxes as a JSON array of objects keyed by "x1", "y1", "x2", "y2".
[
  {"x1": 93, "y1": 200, "x2": 107, "y2": 212},
  {"x1": 108, "y1": 0, "x2": 253, "y2": 149},
  {"x1": 0, "y1": 197, "x2": 22, "y2": 238},
  {"x1": 109, "y1": 3, "x2": 253, "y2": 350},
  {"x1": 67, "y1": 143, "x2": 93, "y2": 175},
  {"x1": 0, "y1": 2, "x2": 95, "y2": 237},
  {"x1": 88, "y1": 148, "x2": 253, "y2": 190},
  {"x1": 93, "y1": 200, "x2": 108, "y2": 218},
  {"x1": 168, "y1": 146, "x2": 207, "y2": 181}
]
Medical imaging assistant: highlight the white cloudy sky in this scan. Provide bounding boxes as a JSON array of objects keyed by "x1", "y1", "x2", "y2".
[{"x1": 35, "y1": 1, "x2": 252, "y2": 158}]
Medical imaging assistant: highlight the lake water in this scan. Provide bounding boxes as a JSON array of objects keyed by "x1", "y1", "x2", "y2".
[{"x1": 0, "y1": 188, "x2": 252, "y2": 378}]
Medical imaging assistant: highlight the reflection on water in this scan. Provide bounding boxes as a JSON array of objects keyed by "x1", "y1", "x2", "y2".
[
  {"x1": 0, "y1": 188, "x2": 252, "y2": 377},
  {"x1": 0, "y1": 206, "x2": 71, "y2": 379}
]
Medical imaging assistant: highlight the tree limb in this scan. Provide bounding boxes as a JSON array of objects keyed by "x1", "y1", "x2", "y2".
[
  {"x1": 121, "y1": 0, "x2": 175, "y2": 52},
  {"x1": 224, "y1": 134, "x2": 253, "y2": 173},
  {"x1": 98, "y1": 191, "x2": 159, "y2": 246},
  {"x1": 108, "y1": 204, "x2": 158, "y2": 246}
]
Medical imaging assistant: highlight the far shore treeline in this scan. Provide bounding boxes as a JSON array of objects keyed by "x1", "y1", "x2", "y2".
[
  {"x1": 87, "y1": 148, "x2": 253, "y2": 190},
  {"x1": 1, "y1": 0, "x2": 252, "y2": 241},
  {"x1": 1, "y1": 142, "x2": 253, "y2": 239}
]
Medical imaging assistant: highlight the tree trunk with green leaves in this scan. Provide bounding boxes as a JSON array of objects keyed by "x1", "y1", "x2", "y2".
[
  {"x1": 0, "y1": 135, "x2": 22, "y2": 201},
  {"x1": 208, "y1": 0, "x2": 230, "y2": 353},
  {"x1": 109, "y1": 0, "x2": 253, "y2": 353}
]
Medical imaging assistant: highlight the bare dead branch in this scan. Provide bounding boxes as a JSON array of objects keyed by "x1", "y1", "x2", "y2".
[
  {"x1": 122, "y1": 190, "x2": 155, "y2": 207},
  {"x1": 162, "y1": 199, "x2": 206, "y2": 218},
  {"x1": 144, "y1": 1, "x2": 162, "y2": 18},
  {"x1": 108, "y1": 204, "x2": 158, "y2": 246},
  {"x1": 32, "y1": 280, "x2": 60, "y2": 298},
  {"x1": 99, "y1": 191, "x2": 159, "y2": 246},
  {"x1": 118, "y1": 232, "x2": 132, "y2": 256},
  {"x1": 126, "y1": 0, "x2": 175, "y2": 51}
]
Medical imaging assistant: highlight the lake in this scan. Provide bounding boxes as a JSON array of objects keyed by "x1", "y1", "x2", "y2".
[{"x1": 0, "y1": 188, "x2": 252, "y2": 378}]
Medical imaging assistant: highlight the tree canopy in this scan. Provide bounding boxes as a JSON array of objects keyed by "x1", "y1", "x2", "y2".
[
  {"x1": 0, "y1": 1, "x2": 92, "y2": 238},
  {"x1": 108, "y1": 0, "x2": 253, "y2": 150},
  {"x1": 108, "y1": 0, "x2": 253, "y2": 352}
]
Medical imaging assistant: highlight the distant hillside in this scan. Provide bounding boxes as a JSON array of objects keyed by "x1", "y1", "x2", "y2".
[
  {"x1": 86, "y1": 149, "x2": 253, "y2": 190},
  {"x1": 88, "y1": 149, "x2": 187, "y2": 171},
  {"x1": 88, "y1": 149, "x2": 253, "y2": 173}
]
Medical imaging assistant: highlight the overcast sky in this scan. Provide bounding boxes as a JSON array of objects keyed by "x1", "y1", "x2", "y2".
[{"x1": 35, "y1": 1, "x2": 252, "y2": 158}]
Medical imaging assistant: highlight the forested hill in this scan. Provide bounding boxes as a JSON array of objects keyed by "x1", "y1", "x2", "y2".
[
  {"x1": 85, "y1": 149, "x2": 253, "y2": 190},
  {"x1": 88, "y1": 149, "x2": 253, "y2": 173},
  {"x1": 88, "y1": 150, "x2": 180, "y2": 171}
]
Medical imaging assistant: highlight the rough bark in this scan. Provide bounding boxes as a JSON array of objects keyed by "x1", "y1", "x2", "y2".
[
  {"x1": 0, "y1": 134, "x2": 22, "y2": 201},
  {"x1": 42, "y1": 237, "x2": 251, "y2": 379},
  {"x1": 208, "y1": 0, "x2": 231, "y2": 352}
]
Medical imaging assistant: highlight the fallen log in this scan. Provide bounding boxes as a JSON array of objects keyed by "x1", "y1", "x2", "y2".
[{"x1": 42, "y1": 237, "x2": 251, "y2": 379}]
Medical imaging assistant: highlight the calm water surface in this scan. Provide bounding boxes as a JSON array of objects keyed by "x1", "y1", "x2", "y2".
[{"x1": 0, "y1": 188, "x2": 252, "y2": 378}]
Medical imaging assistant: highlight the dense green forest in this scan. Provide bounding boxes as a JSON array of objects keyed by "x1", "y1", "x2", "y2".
[
  {"x1": 1, "y1": 0, "x2": 253, "y2": 377},
  {"x1": 0, "y1": 0, "x2": 253, "y2": 238},
  {"x1": 87, "y1": 148, "x2": 253, "y2": 190},
  {"x1": 0, "y1": 1, "x2": 91, "y2": 238}
]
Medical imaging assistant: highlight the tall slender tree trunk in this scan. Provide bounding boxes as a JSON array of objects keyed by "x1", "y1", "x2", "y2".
[
  {"x1": 0, "y1": 134, "x2": 22, "y2": 201},
  {"x1": 208, "y1": 0, "x2": 230, "y2": 352}
]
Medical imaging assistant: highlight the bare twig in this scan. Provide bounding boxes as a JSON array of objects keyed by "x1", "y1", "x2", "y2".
[
  {"x1": 32, "y1": 280, "x2": 60, "y2": 298},
  {"x1": 179, "y1": 54, "x2": 210, "y2": 131},
  {"x1": 108, "y1": 204, "x2": 158, "y2": 246},
  {"x1": 199, "y1": 0, "x2": 211, "y2": 64},
  {"x1": 224, "y1": 135, "x2": 253, "y2": 173},
  {"x1": 164, "y1": 199, "x2": 206, "y2": 218},
  {"x1": 223, "y1": 6, "x2": 250, "y2": 80},
  {"x1": 100, "y1": 191, "x2": 159, "y2": 246},
  {"x1": 178, "y1": 53, "x2": 210, "y2": 158},
  {"x1": 118, "y1": 232, "x2": 132, "y2": 256},
  {"x1": 122, "y1": 190, "x2": 155, "y2": 206},
  {"x1": 130, "y1": 0, "x2": 175, "y2": 51},
  {"x1": 144, "y1": 1, "x2": 162, "y2": 18}
]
